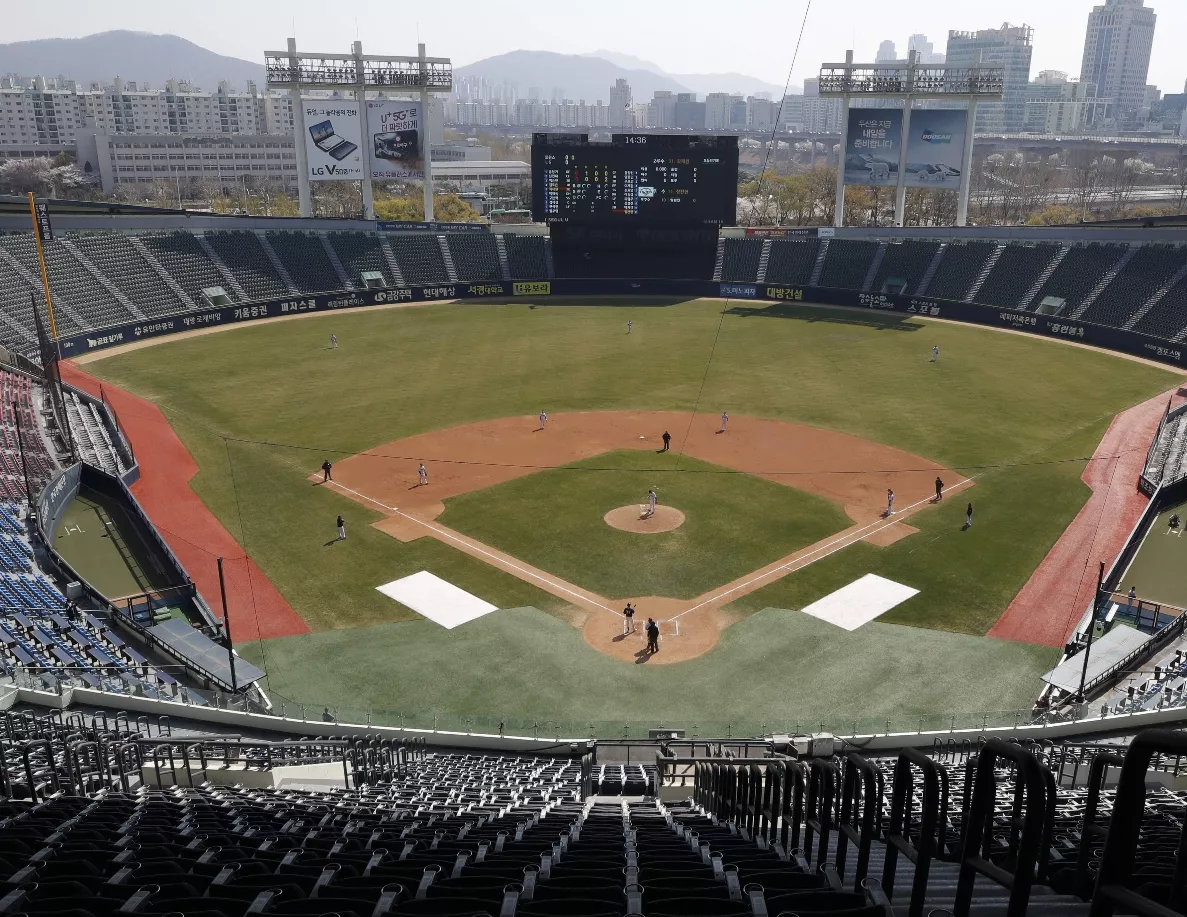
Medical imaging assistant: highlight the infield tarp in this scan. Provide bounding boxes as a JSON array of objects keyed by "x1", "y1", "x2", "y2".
[{"x1": 148, "y1": 617, "x2": 264, "y2": 686}]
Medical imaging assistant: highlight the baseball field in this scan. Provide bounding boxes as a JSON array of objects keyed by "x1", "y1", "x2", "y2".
[{"x1": 70, "y1": 296, "x2": 1182, "y2": 736}]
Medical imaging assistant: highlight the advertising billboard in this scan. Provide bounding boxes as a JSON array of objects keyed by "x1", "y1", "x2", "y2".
[
  {"x1": 842, "y1": 109, "x2": 902, "y2": 187},
  {"x1": 303, "y1": 101, "x2": 363, "y2": 181},
  {"x1": 368, "y1": 100, "x2": 424, "y2": 180},
  {"x1": 903, "y1": 109, "x2": 967, "y2": 189}
]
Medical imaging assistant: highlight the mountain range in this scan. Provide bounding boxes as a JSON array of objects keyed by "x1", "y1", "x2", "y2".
[{"x1": 0, "y1": 31, "x2": 790, "y2": 102}]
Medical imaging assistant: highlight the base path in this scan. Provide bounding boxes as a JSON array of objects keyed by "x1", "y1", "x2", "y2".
[
  {"x1": 60, "y1": 363, "x2": 310, "y2": 641},
  {"x1": 324, "y1": 410, "x2": 967, "y2": 663},
  {"x1": 989, "y1": 387, "x2": 1183, "y2": 647}
]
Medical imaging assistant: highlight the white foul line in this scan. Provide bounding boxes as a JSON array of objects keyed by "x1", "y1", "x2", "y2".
[
  {"x1": 321, "y1": 479, "x2": 618, "y2": 615},
  {"x1": 670, "y1": 478, "x2": 977, "y2": 620}
]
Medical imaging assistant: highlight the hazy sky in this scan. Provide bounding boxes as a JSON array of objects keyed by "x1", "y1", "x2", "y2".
[{"x1": 5, "y1": 0, "x2": 1185, "y2": 93}]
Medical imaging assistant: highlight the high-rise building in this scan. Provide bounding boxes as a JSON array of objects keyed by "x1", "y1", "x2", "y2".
[
  {"x1": 875, "y1": 41, "x2": 898, "y2": 63},
  {"x1": 704, "y1": 92, "x2": 732, "y2": 131},
  {"x1": 674, "y1": 93, "x2": 706, "y2": 131},
  {"x1": 907, "y1": 34, "x2": 946, "y2": 65},
  {"x1": 648, "y1": 91, "x2": 677, "y2": 129},
  {"x1": 1024, "y1": 72, "x2": 1107, "y2": 133},
  {"x1": 946, "y1": 23, "x2": 1034, "y2": 133},
  {"x1": 609, "y1": 79, "x2": 632, "y2": 128},
  {"x1": 1080, "y1": 0, "x2": 1156, "y2": 121}
]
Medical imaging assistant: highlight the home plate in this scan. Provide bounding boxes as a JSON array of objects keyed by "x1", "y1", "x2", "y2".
[
  {"x1": 376, "y1": 571, "x2": 497, "y2": 629},
  {"x1": 799, "y1": 574, "x2": 919, "y2": 631}
]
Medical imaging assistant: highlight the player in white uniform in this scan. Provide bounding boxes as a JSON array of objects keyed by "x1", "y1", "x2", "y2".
[
  {"x1": 418, "y1": 463, "x2": 428, "y2": 486},
  {"x1": 539, "y1": 410, "x2": 548, "y2": 429},
  {"x1": 930, "y1": 345, "x2": 939, "y2": 362},
  {"x1": 330, "y1": 334, "x2": 338, "y2": 349},
  {"x1": 718, "y1": 411, "x2": 729, "y2": 434},
  {"x1": 627, "y1": 320, "x2": 633, "y2": 334},
  {"x1": 647, "y1": 488, "x2": 657, "y2": 517},
  {"x1": 886, "y1": 489, "x2": 895, "y2": 515}
]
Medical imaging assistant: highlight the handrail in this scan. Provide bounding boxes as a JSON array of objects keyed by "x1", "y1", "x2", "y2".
[
  {"x1": 804, "y1": 758, "x2": 838, "y2": 868},
  {"x1": 1076, "y1": 751, "x2": 1124, "y2": 899},
  {"x1": 835, "y1": 753, "x2": 878, "y2": 892},
  {"x1": 883, "y1": 748, "x2": 947, "y2": 917},
  {"x1": 954, "y1": 738, "x2": 1050, "y2": 917},
  {"x1": 1089, "y1": 729, "x2": 1187, "y2": 917},
  {"x1": 779, "y1": 760, "x2": 807, "y2": 854}
]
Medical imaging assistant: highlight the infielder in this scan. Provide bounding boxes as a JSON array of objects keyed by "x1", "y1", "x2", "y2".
[
  {"x1": 718, "y1": 411, "x2": 729, "y2": 434},
  {"x1": 886, "y1": 489, "x2": 895, "y2": 515},
  {"x1": 539, "y1": 410, "x2": 548, "y2": 430},
  {"x1": 418, "y1": 463, "x2": 428, "y2": 486}
]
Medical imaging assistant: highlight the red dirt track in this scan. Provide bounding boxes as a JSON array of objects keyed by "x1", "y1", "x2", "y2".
[
  {"x1": 60, "y1": 363, "x2": 310, "y2": 641},
  {"x1": 988, "y1": 388, "x2": 1183, "y2": 647}
]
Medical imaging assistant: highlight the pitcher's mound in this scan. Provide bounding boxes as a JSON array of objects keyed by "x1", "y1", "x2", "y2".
[{"x1": 604, "y1": 504, "x2": 686, "y2": 534}]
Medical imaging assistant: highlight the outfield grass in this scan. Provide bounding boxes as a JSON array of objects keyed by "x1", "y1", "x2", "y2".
[
  {"x1": 83, "y1": 298, "x2": 1179, "y2": 721},
  {"x1": 439, "y1": 449, "x2": 850, "y2": 599}
]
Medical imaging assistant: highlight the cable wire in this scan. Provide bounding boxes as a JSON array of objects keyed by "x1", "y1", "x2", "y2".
[{"x1": 755, "y1": 0, "x2": 814, "y2": 193}]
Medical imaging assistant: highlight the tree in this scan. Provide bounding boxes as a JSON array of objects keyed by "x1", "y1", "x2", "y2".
[
  {"x1": 1066, "y1": 149, "x2": 1105, "y2": 221},
  {"x1": 0, "y1": 157, "x2": 93, "y2": 198},
  {"x1": 373, "y1": 193, "x2": 482, "y2": 222},
  {"x1": 1174, "y1": 147, "x2": 1187, "y2": 213},
  {"x1": 1103, "y1": 155, "x2": 1142, "y2": 217}
]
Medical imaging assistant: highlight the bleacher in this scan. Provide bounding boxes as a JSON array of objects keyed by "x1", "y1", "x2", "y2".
[
  {"x1": 264, "y1": 232, "x2": 340, "y2": 294},
  {"x1": 1080, "y1": 244, "x2": 1187, "y2": 329},
  {"x1": 974, "y1": 242, "x2": 1063, "y2": 309},
  {"x1": 817, "y1": 240, "x2": 880, "y2": 290},
  {"x1": 327, "y1": 232, "x2": 392, "y2": 288},
  {"x1": 923, "y1": 241, "x2": 997, "y2": 302},
  {"x1": 0, "y1": 236, "x2": 88, "y2": 338},
  {"x1": 64, "y1": 390, "x2": 128, "y2": 479},
  {"x1": 764, "y1": 238, "x2": 820, "y2": 286},
  {"x1": 204, "y1": 231, "x2": 289, "y2": 301},
  {"x1": 445, "y1": 233, "x2": 503, "y2": 282},
  {"x1": 390, "y1": 234, "x2": 450, "y2": 286},
  {"x1": 720, "y1": 238, "x2": 764, "y2": 283},
  {"x1": 870, "y1": 240, "x2": 940, "y2": 294},
  {"x1": 1132, "y1": 271, "x2": 1187, "y2": 340},
  {"x1": 0, "y1": 370, "x2": 55, "y2": 504},
  {"x1": 503, "y1": 234, "x2": 549, "y2": 280},
  {"x1": 68, "y1": 233, "x2": 190, "y2": 319},
  {"x1": 137, "y1": 232, "x2": 234, "y2": 305},
  {"x1": 1029, "y1": 243, "x2": 1127, "y2": 315}
]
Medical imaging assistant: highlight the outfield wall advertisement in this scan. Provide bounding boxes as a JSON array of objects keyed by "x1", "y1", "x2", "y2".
[
  {"x1": 304, "y1": 101, "x2": 364, "y2": 182},
  {"x1": 903, "y1": 109, "x2": 966, "y2": 189},
  {"x1": 843, "y1": 109, "x2": 902, "y2": 187},
  {"x1": 55, "y1": 279, "x2": 1187, "y2": 371},
  {"x1": 367, "y1": 100, "x2": 424, "y2": 180}
]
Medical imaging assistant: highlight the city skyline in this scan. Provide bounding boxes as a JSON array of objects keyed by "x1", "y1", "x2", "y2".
[{"x1": 2, "y1": 0, "x2": 1183, "y2": 99}]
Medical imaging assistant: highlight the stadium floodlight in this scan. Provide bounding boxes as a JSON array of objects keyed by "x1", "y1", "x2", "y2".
[
  {"x1": 265, "y1": 39, "x2": 454, "y2": 220},
  {"x1": 818, "y1": 50, "x2": 1005, "y2": 228}
]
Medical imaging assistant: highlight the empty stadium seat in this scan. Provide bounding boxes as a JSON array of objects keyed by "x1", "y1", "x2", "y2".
[
  {"x1": 1083, "y1": 244, "x2": 1187, "y2": 330},
  {"x1": 973, "y1": 242, "x2": 1061, "y2": 309},
  {"x1": 1030, "y1": 243, "x2": 1127, "y2": 315},
  {"x1": 763, "y1": 238, "x2": 820, "y2": 287},
  {"x1": 204, "y1": 232, "x2": 289, "y2": 301},
  {"x1": 136, "y1": 232, "x2": 232, "y2": 304},
  {"x1": 265, "y1": 232, "x2": 341, "y2": 294},
  {"x1": 68, "y1": 233, "x2": 189, "y2": 319},
  {"x1": 870, "y1": 240, "x2": 940, "y2": 295},
  {"x1": 923, "y1": 241, "x2": 996, "y2": 302},
  {"x1": 720, "y1": 238, "x2": 763, "y2": 283},
  {"x1": 390, "y1": 235, "x2": 450, "y2": 286},
  {"x1": 445, "y1": 233, "x2": 503, "y2": 282},
  {"x1": 503, "y1": 235, "x2": 549, "y2": 280},
  {"x1": 327, "y1": 233, "x2": 392, "y2": 287},
  {"x1": 817, "y1": 240, "x2": 880, "y2": 290}
]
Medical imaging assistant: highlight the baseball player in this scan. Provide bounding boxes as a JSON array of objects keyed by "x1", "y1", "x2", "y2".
[
  {"x1": 627, "y1": 320, "x2": 633, "y2": 334},
  {"x1": 647, "y1": 488, "x2": 658, "y2": 517},
  {"x1": 622, "y1": 602, "x2": 636, "y2": 635},
  {"x1": 336, "y1": 515, "x2": 346, "y2": 540},
  {"x1": 966, "y1": 503, "x2": 974, "y2": 527},
  {"x1": 718, "y1": 411, "x2": 729, "y2": 434},
  {"x1": 934, "y1": 476, "x2": 943, "y2": 502},
  {"x1": 418, "y1": 463, "x2": 428, "y2": 486},
  {"x1": 321, "y1": 459, "x2": 333, "y2": 483},
  {"x1": 539, "y1": 410, "x2": 548, "y2": 430},
  {"x1": 930, "y1": 345, "x2": 939, "y2": 362},
  {"x1": 886, "y1": 489, "x2": 895, "y2": 515},
  {"x1": 331, "y1": 334, "x2": 338, "y2": 350}
]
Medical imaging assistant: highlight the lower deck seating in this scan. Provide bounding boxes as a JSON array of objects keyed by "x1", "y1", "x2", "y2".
[
  {"x1": 923, "y1": 241, "x2": 996, "y2": 301},
  {"x1": 204, "y1": 231, "x2": 289, "y2": 301},
  {"x1": 503, "y1": 234, "x2": 549, "y2": 279},
  {"x1": 720, "y1": 238, "x2": 763, "y2": 282},
  {"x1": 974, "y1": 242, "x2": 1062, "y2": 308},
  {"x1": 390, "y1": 235, "x2": 449, "y2": 285},
  {"x1": 265, "y1": 232, "x2": 340, "y2": 293},
  {"x1": 762, "y1": 238, "x2": 820, "y2": 287},
  {"x1": 817, "y1": 240, "x2": 880, "y2": 290},
  {"x1": 446, "y1": 233, "x2": 503, "y2": 282}
]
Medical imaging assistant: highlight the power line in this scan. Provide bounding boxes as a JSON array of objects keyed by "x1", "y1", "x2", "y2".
[{"x1": 756, "y1": 0, "x2": 814, "y2": 192}]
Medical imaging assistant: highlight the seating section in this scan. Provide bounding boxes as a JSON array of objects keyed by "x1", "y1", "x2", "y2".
[
  {"x1": 19, "y1": 238, "x2": 132, "y2": 330},
  {"x1": 390, "y1": 234, "x2": 450, "y2": 285},
  {"x1": 0, "y1": 371, "x2": 55, "y2": 504},
  {"x1": 328, "y1": 233, "x2": 391, "y2": 287},
  {"x1": 64, "y1": 390, "x2": 128, "y2": 478},
  {"x1": 205, "y1": 231, "x2": 289, "y2": 301},
  {"x1": 503, "y1": 234, "x2": 549, "y2": 279},
  {"x1": 974, "y1": 243, "x2": 1062, "y2": 308},
  {"x1": 720, "y1": 238, "x2": 763, "y2": 282},
  {"x1": 446, "y1": 233, "x2": 503, "y2": 282},
  {"x1": 870, "y1": 240, "x2": 940, "y2": 294},
  {"x1": 0, "y1": 236, "x2": 88, "y2": 338},
  {"x1": 764, "y1": 238, "x2": 821, "y2": 286},
  {"x1": 265, "y1": 232, "x2": 341, "y2": 294},
  {"x1": 817, "y1": 239, "x2": 880, "y2": 289},
  {"x1": 924, "y1": 241, "x2": 997, "y2": 301},
  {"x1": 1030, "y1": 243, "x2": 1127, "y2": 315},
  {"x1": 1081, "y1": 244, "x2": 1187, "y2": 329},
  {"x1": 68, "y1": 233, "x2": 190, "y2": 319},
  {"x1": 136, "y1": 232, "x2": 232, "y2": 303},
  {"x1": 1132, "y1": 271, "x2": 1187, "y2": 340}
]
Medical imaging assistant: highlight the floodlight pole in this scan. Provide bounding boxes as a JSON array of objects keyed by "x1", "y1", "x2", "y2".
[
  {"x1": 420, "y1": 42, "x2": 435, "y2": 222},
  {"x1": 289, "y1": 38, "x2": 313, "y2": 218},
  {"x1": 893, "y1": 51, "x2": 918, "y2": 227},
  {"x1": 833, "y1": 50, "x2": 853, "y2": 229},
  {"x1": 956, "y1": 51, "x2": 983, "y2": 227},
  {"x1": 217, "y1": 556, "x2": 238, "y2": 694},
  {"x1": 355, "y1": 40, "x2": 375, "y2": 221}
]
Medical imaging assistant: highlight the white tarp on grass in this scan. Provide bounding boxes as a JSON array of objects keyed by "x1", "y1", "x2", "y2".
[
  {"x1": 376, "y1": 571, "x2": 497, "y2": 629},
  {"x1": 799, "y1": 574, "x2": 919, "y2": 631}
]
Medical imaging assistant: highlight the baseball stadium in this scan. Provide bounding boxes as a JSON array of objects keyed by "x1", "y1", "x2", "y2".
[{"x1": 1, "y1": 43, "x2": 1187, "y2": 917}]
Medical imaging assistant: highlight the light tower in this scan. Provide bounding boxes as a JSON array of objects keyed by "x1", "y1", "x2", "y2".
[
  {"x1": 265, "y1": 40, "x2": 453, "y2": 220},
  {"x1": 818, "y1": 51, "x2": 1005, "y2": 227}
]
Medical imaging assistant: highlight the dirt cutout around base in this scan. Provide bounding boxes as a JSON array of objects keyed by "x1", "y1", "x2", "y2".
[
  {"x1": 604, "y1": 505, "x2": 686, "y2": 534},
  {"x1": 322, "y1": 410, "x2": 969, "y2": 664}
]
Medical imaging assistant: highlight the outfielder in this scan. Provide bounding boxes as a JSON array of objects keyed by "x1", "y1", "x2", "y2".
[
  {"x1": 330, "y1": 334, "x2": 338, "y2": 349},
  {"x1": 627, "y1": 320, "x2": 633, "y2": 334},
  {"x1": 930, "y1": 345, "x2": 939, "y2": 362}
]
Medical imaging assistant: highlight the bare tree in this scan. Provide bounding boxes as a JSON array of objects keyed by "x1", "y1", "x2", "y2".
[
  {"x1": 1104, "y1": 154, "x2": 1142, "y2": 217},
  {"x1": 1173, "y1": 146, "x2": 1187, "y2": 213},
  {"x1": 1066, "y1": 149, "x2": 1105, "y2": 221}
]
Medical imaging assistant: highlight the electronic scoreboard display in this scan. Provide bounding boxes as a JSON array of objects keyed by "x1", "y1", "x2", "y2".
[{"x1": 531, "y1": 134, "x2": 739, "y2": 226}]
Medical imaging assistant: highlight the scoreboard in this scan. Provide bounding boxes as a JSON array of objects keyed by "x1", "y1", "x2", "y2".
[{"x1": 532, "y1": 134, "x2": 739, "y2": 226}]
